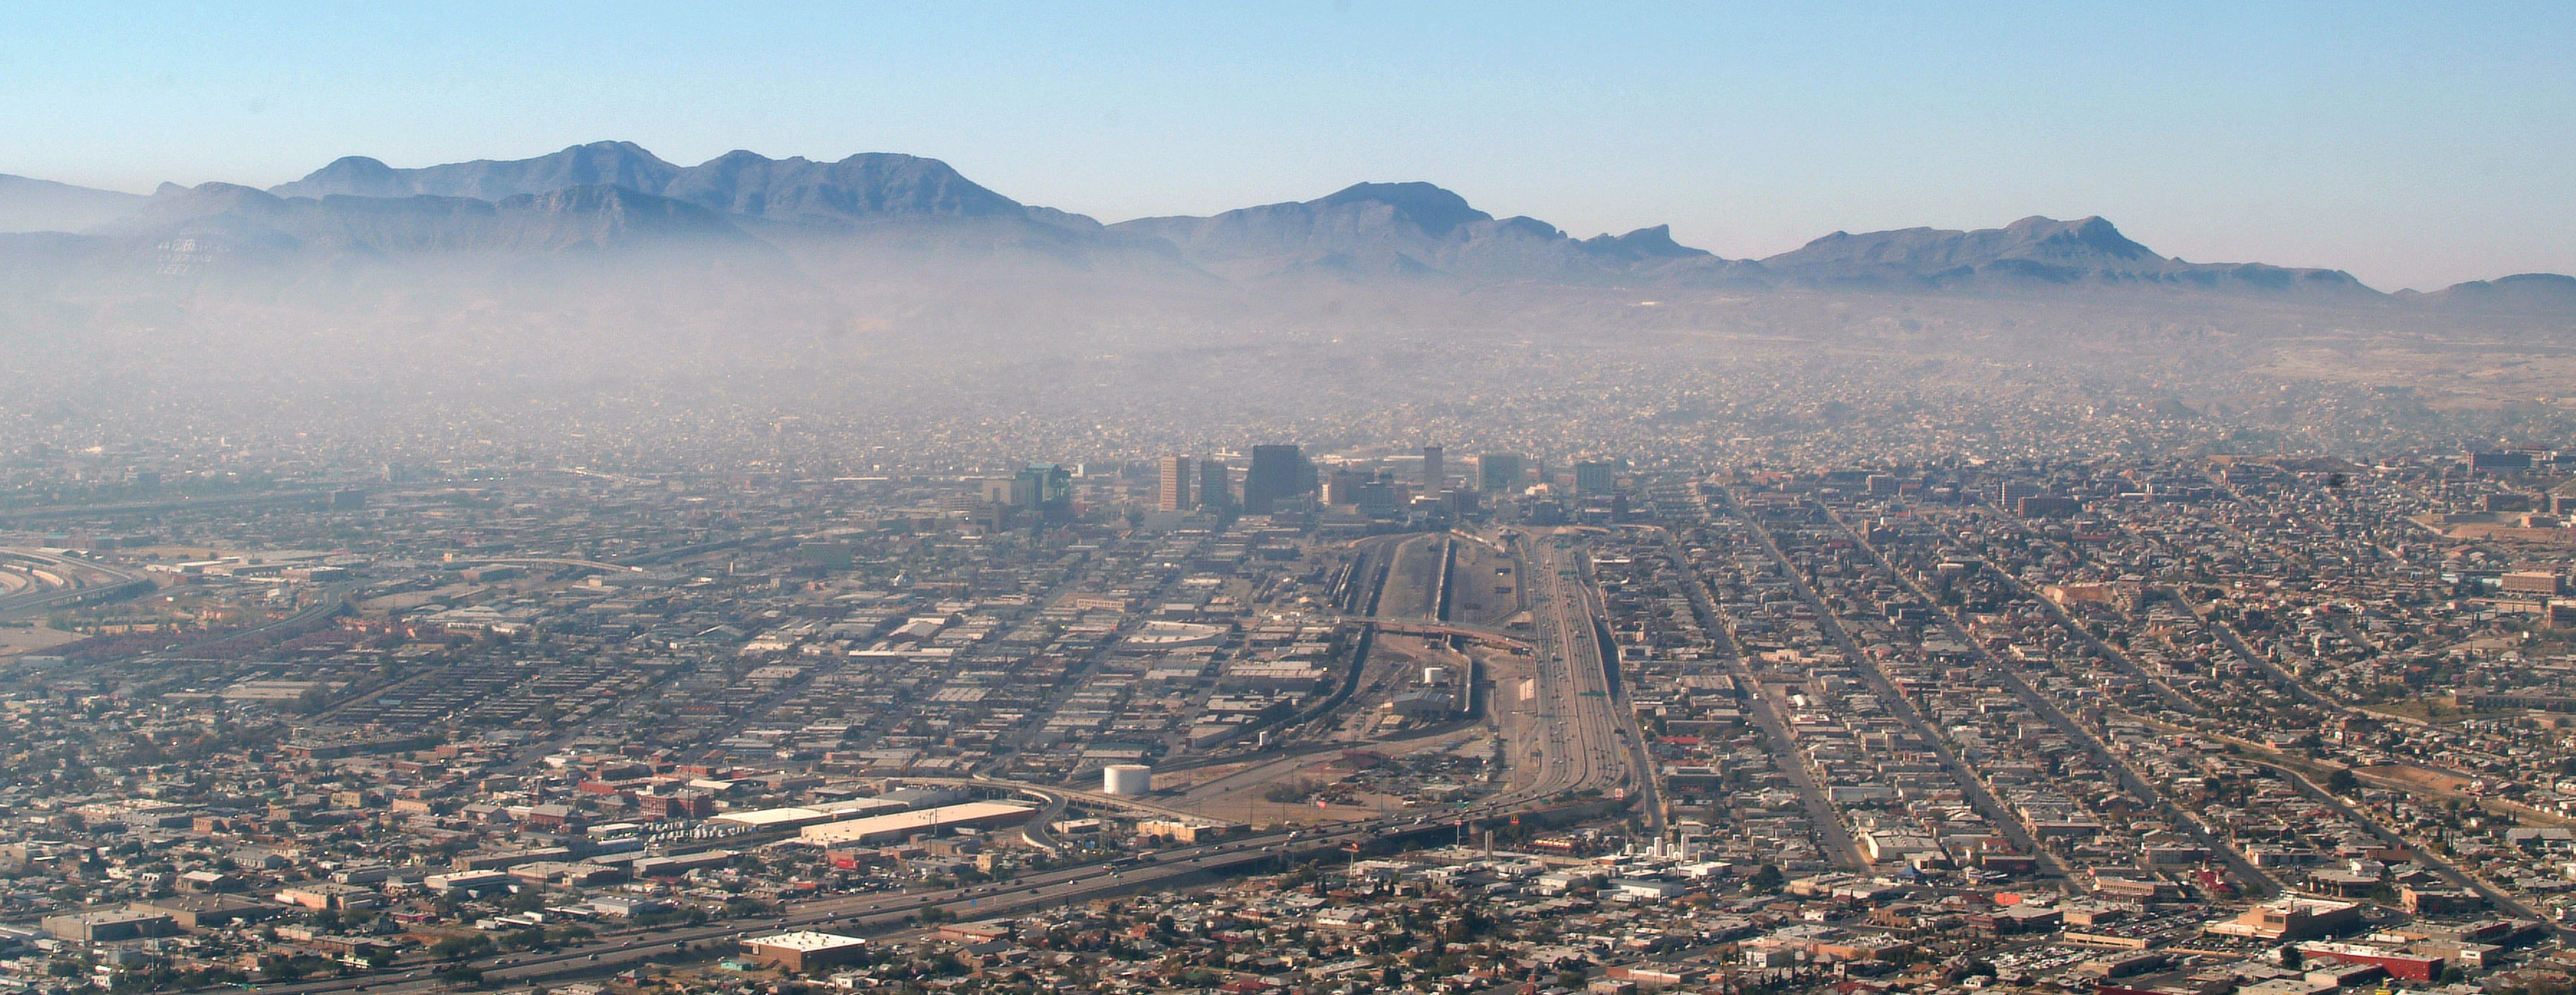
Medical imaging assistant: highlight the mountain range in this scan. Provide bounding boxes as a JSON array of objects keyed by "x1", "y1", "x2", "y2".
[
  {"x1": 3, "y1": 139, "x2": 2564, "y2": 311},
  {"x1": 1, "y1": 139, "x2": 2571, "y2": 392}
]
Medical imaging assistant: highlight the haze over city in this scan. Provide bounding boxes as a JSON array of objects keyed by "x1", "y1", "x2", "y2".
[{"x1": 4, "y1": 6, "x2": 2576, "y2": 995}]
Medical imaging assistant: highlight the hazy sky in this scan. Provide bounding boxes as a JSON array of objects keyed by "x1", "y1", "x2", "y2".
[{"x1": 6, "y1": 1, "x2": 2570, "y2": 290}]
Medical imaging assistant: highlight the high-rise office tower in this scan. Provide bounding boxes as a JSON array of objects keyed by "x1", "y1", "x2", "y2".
[
  {"x1": 1573, "y1": 460, "x2": 1618, "y2": 495},
  {"x1": 1198, "y1": 459, "x2": 1230, "y2": 510},
  {"x1": 1421, "y1": 444, "x2": 1444, "y2": 490},
  {"x1": 1157, "y1": 456, "x2": 1192, "y2": 512},
  {"x1": 1017, "y1": 464, "x2": 1072, "y2": 515},
  {"x1": 1244, "y1": 444, "x2": 1307, "y2": 513},
  {"x1": 1478, "y1": 453, "x2": 1524, "y2": 493},
  {"x1": 1323, "y1": 467, "x2": 1371, "y2": 505}
]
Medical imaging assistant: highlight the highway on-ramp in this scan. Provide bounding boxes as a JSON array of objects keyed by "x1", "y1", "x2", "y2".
[{"x1": 0, "y1": 547, "x2": 152, "y2": 620}]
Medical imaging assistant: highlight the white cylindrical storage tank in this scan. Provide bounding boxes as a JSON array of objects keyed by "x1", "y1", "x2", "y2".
[
  {"x1": 1421, "y1": 665, "x2": 1450, "y2": 685},
  {"x1": 1103, "y1": 764, "x2": 1154, "y2": 796}
]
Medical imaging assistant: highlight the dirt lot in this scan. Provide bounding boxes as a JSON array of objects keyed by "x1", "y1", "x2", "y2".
[
  {"x1": 2355, "y1": 764, "x2": 2479, "y2": 794},
  {"x1": 0, "y1": 623, "x2": 83, "y2": 656}
]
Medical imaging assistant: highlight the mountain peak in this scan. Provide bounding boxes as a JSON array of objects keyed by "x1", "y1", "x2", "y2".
[
  {"x1": 1581, "y1": 224, "x2": 1711, "y2": 262},
  {"x1": 1757, "y1": 214, "x2": 2375, "y2": 298},
  {"x1": 2413, "y1": 272, "x2": 2576, "y2": 313},
  {"x1": 2000, "y1": 214, "x2": 2156, "y2": 260},
  {"x1": 273, "y1": 141, "x2": 681, "y2": 201},
  {"x1": 573, "y1": 139, "x2": 658, "y2": 156},
  {"x1": 661, "y1": 150, "x2": 1025, "y2": 224},
  {"x1": 291, "y1": 155, "x2": 407, "y2": 198},
  {"x1": 268, "y1": 144, "x2": 1031, "y2": 226},
  {"x1": 139, "y1": 181, "x2": 287, "y2": 222},
  {"x1": 1314, "y1": 182, "x2": 1491, "y2": 237}
]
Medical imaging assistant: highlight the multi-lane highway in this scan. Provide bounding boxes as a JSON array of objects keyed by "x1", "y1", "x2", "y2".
[
  {"x1": 0, "y1": 547, "x2": 152, "y2": 620},
  {"x1": 262, "y1": 750, "x2": 1619, "y2": 995},
  {"x1": 252, "y1": 528, "x2": 1650, "y2": 995},
  {"x1": 1512, "y1": 533, "x2": 1655, "y2": 833},
  {"x1": 253, "y1": 817, "x2": 1419, "y2": 995}
]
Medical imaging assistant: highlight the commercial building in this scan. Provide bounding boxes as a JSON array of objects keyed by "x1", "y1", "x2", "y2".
[
  {"x1": 1157, "y1": 456, "x2": 1192, "y2": 512},
  {"x1": 1244, "y1": 445, "x2": 1310, "y2": 513},
  {"x1": 2017, "y1": 495, "x2": 2083, "y2": 518},
  {"x1": 1136, "y1": 819, "x2": 1235, "y2": 843},
  {"x1": 1478, "y1": 454, "x2": 1524, "y2": 492},
  {"x1": 273, "y1": 881, "x2": 382, "y2": 911},
  {"x1": 2470, "y1": 451, "x2": 2534, "y2": 473},
  {"x1": 1421, "y1": 444, "x2": 1444, "y2": 488},
  {"x1": 978, "y1": 476, "x2": 1030, "y2": 507},
  {"x1": 711, "y1": 797, "x2": 909, "y2": 833},
  {"x1": 1017, "y1": 464, "x2": 1073, "y2": 517},
  {"x1": 42, "y1": 909, "x2": 175, "y2": 942},
  {"x1": 794, "y1": 802, "x2": 1036, "y2": 846},
  {"x1": 1198, "y1": 458, "x2": 1231, "y2": 509},
  {"x1": 742, "y1": 931, "x2": 871, "y2": 973},
  {"x1": 2501, "y1": 571, "x2": 2566, "y2": 597},
  {"x1": 1574, "y1": 460, "x2": 1619, "y2": 495},
  {"x1": 2294, "y1": 942, "x2": 2445, "y2": 982},
  {"x1": 2207, "y1": 897, "x2": 2361, "y2": 941},
  {"x1": 132, "y1": 894, "x2": 285, "y2": 930}
]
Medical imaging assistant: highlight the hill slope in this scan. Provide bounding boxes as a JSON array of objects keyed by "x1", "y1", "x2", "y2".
[
  {"x1": 1757, "y1": 216, "x2": 2377, "y2": 299},
  {"x1": 0, "y1": 173, "x2": 146, "y2": 232}
]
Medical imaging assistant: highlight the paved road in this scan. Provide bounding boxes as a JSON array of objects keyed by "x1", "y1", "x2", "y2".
[
  {"x1": 261, "y1": 743, "x2": 1626, "y2": 995},
  {"x1": 1515, "y1": 533, "x2": 1652, "y2": 833},
  {"x1": 252, "y1": 820, "x2": 1397, "y2": 995},
  {"x1": 0, "y1": 490, "x2": 331, "y2": 523},
  {"x1": 2233, "y1": 755, "x2": 2567, "y2": 936},
  {"x1": 128, "y1": 582, "x2": 360, "y2": 664},
  {"x1": 0, "y1": 547, "x2": 152, "y2": 620},
  {"x1": 251, "y1": 531, "x2": 1650, "y2": 995},
  {"x1": 1720, "y1": 488, "x2": 2069, "y2": 880},
  {"x1": 1640, "y1": 523, "x2": 1869, "y2": 871},
  {"x1": 1818, "y1": 508, "x2": 2277, "y2": 896}
]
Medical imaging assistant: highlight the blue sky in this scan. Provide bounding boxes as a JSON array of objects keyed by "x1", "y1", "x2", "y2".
[{"x1": 5, "y1": 1, "x2": 2570, "y2": 290}]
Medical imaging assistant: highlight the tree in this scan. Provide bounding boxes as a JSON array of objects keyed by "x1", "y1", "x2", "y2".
[
  {"x1": 2327, "y1": 769, "x2": 2360, "y2": 795},
  {"x1": 498, "y1": 927, "x2": 548, "y2": 952},
  {"x1": 1746, "y1": 863, "x2": 1786, "y2": 895}
]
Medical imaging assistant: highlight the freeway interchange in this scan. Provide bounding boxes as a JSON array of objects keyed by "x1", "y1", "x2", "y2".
[
  {"x1": 257, "y1": 817, "x2": 1439, "y2": 995},
  {"x1": 0, "y1": 546, "x2": 153, "y2": 619},
  {"x1": 260, "y1": 757, "x2": 1626, "y2": 995},
  {"x1": 254, "y1": 526, "x2": 1656, "y2": 994}
]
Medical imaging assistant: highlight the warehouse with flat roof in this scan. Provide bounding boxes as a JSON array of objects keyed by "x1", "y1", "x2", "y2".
[
  {"x1": 709, "y1": 797, "x2": 910, "y2": 832},
  {"x1": 742, "y1": 931, "x2": 869, "y2": 972},
  {"x1": 796, "y1": 801, "x2": 1034, "y2": 846}
]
